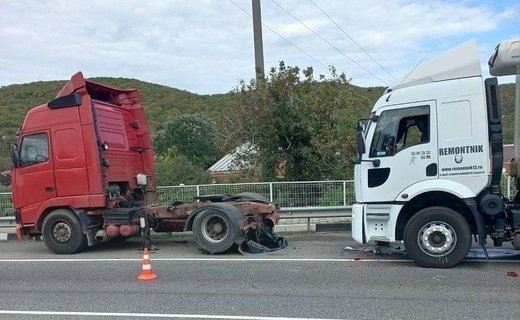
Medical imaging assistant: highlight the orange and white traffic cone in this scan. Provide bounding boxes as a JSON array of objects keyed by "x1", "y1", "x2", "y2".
[{"x1": 137, "y1": 248, "x2": 158, "y2": 281}]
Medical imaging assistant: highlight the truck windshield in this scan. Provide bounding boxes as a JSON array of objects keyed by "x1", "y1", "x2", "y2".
[{"x1": 369, "y1": 106, "x2": 429, "y2": 157}]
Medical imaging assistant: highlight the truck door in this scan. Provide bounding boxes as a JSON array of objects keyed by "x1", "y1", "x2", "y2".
[
  {"x1": 13, "y1": 131, "x2": 56, "y2": 223},
  {"x1": 360, "y1": 102, "x2": 438, "y2": 202}
]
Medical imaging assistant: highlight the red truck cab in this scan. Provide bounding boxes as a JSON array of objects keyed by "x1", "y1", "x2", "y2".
[
  {"x1": 11, "y1": 72, "x2": 285, "y2": 255},
  {"x1": 11, "y1": 72, "x2": 156, "y2": 252}
]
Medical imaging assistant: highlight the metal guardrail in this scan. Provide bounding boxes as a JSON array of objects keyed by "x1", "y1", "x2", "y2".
[
  {"x1": 279, "y1": 206, "x2": 352, "y2": 232},
  {"x1": 0, "y1": 174, "x2": 515, "y2": 230},
  {"x1": 280, "y1": 206, "x2": 352, "y2": 217},
  {"x1": 0, "y1": 207, "x2": 353, "y2": 231},
  {"x1": 0, "y1": 216, "x2": 16, "y2": 231},
  {"x1": 0, "y1": 180, "x2": 356, "y2": 218}
]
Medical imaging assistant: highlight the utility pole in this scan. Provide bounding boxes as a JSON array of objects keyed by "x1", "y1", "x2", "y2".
[{"x1": 252, "y1": 0, "x2": 264, "y2": 83}]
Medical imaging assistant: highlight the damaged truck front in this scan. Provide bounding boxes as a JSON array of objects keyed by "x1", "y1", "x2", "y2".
[{"x1": 11, "y1": 72, "x2": 286, "y2": 254}]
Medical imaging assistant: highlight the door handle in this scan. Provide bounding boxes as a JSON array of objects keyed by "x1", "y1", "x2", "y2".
[{"x1": 45, "y1": 187, "x2": 55, "y2": 192}]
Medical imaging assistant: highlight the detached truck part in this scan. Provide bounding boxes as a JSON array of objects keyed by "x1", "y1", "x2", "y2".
[
  {"x1": 11, "y1": 72, "x2": 284, "y2": 254},
  {"x1": 352, "y1": 39, "x2": 520, "y2": 268}
]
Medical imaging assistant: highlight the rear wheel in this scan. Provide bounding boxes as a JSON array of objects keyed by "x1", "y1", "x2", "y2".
[
  {"x1": 193, "y1": 210, "x2": 238, "y2": 253},
  {"x1": 404, "y1": 206, "x2": 471, "y2": 268},
  {"x1": 42, "y1": 209, "x2": 87, "y2": 254}
]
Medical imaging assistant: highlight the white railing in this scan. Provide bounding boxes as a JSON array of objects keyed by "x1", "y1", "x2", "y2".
[
  {"x1": 0, "y1": 175, "x2": 517, "y2": 218},
  {"x1": 153, "y1": 180, "x2": 355, "y2": 209}
]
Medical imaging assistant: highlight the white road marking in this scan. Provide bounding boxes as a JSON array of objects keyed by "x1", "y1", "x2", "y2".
[
  {"x1": 0, "y1": 257, "x2": 409, "y2": 263},
  {"x1": 0, "y1": 257, "x2": 517, "y2": 263},
  {"x1": 0, "y1": 310, "x2": 346, "y2": 320}
]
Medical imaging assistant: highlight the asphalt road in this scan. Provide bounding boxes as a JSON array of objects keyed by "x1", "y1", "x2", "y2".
[{"x1": 1, "y1": 232, "x2": 520, "y2": 320}]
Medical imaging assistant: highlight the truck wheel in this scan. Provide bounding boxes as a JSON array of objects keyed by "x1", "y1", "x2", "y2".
[
  {"x1": 193, "y1": 210, "x2": 238, "y2": 253},
  {"x1": 42, "y1": 209, "x2": 87, "y2": 254},
  {"x1": 404, "y1": 206, "x2": 471, "y2": 268}
]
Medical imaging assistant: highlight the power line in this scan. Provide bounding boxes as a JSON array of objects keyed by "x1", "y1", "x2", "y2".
[
  {"x1": 270, "y1": 0, "x2": 389, "y2": 86},
  {"x1": 228, "y1": 0, "x2": 328, "y2": 69},
  {"x1": 308, "y1": 0, "x2": 396, "y2": 81}
]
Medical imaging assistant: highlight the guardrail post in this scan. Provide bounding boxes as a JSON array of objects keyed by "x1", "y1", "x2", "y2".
[
  {"x1": 196, "y1": 185, "x2": 200, "y2": 197},
  {"x1": 343, "y1": 181, "x2": 347, "y2": 206},
  {"x1": 269, "y1": 182, "x2": 273, "y2": 203}
]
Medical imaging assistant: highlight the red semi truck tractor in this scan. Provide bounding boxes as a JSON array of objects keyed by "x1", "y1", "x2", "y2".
[{"x1": 10, "y1": 72, "x2": 284, "y2": 254}]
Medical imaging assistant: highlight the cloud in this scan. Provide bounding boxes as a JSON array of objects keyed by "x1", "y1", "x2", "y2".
[{"x1": 0, "y1": 0, "x2": 517, "y2": 93}]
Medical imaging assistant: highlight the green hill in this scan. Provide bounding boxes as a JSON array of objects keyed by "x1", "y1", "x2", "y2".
[
  {"x1": 0, "y1": 77, "x2": 233, "y2": 170},
  {"x1": 0, "y1": 76, "x2": 514, "y2": 173}
]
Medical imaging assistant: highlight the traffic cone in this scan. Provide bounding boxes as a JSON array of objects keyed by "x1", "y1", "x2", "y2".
[{"x1": 137, "y1": 248, "x2": 158, "y2": 281}]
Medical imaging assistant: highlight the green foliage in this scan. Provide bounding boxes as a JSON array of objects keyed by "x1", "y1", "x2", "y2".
[
  {"x1": 220, "y1": 62, "x2": 382, "y2": 181},
  {"x1": 499, "y1": 83, "x2": 515, "y2": 144},
  {"x1": 318, "y1": 186, "x2": 344, "y2": 206},
  {"x1": 0, "y1": 76, "x2": 230, "y2": 172},
  {"x1": 1, "y1": 74, "x2": 514, "y2": 183},
  {"x1": 155, "y1": 150, "x2": 212, "y2": 186},
  {"x1": 154, "y1": 113, "x2": 218, "y2": 168}
]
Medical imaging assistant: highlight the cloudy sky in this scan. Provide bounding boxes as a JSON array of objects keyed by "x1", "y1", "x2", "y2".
[{"x1": 0, "y1": 0, "x2": 519, "y2": 94}]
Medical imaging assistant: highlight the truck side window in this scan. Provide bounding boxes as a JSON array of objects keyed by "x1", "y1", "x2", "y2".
[
  {"x1": 20, "y1": 133, "x2": 49, "y2": 166},
  {"x1": 370, "y1": 106, "x2": 429, "y2": 157}
]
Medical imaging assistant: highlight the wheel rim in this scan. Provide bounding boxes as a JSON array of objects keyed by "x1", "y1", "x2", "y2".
[
  {"x1": 417, "y1": 221, "x2": 457, "y2": 256},
  {"x1": 52, "y1": 221, "x2": 72, "y2": 243},
  {"x1": 201, "y1": 214, "x2": 228, "y2": 243}
]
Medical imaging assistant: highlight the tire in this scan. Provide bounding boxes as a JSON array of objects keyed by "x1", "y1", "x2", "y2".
[
  {"x1": 42, "y1": 209, "x2": 88, "y2": 254},
  {"x1": 404, "y1": 206, "x2": 471, "y2": 268},
  {"x1": 192, "y1": 209, "x2": 239, "y2": 253},
  {"x1": 234, "y1": 192, "x2": 269, "y2": 203}
]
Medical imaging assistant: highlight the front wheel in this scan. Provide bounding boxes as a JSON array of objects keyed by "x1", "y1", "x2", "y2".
[
  {"x1": 42, "y1": 209, "x2": 87, "y2": 254},
  {"x1": 404, "y1": 206, "x2": 471, "y2": 268}
]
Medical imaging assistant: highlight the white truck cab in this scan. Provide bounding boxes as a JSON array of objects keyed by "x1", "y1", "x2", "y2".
[{"x1": 352, "y1": 39, "x2": 520, "y2": 268}]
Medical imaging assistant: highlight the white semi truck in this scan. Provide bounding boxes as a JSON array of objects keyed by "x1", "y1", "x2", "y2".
[{"x1": 352, "y1": 39, "x2": 520, "y2": 268}]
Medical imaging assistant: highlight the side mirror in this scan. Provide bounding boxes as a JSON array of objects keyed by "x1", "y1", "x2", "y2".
[
  {"x1": 356, "y1": 131, "x2": 366, "y2": 155},
  {"x1": 10, "y1": 144, "x2": 20, "y2": 167},
  {"x1": 354, "y1": 158, "x2": 381, "y2": 167}
]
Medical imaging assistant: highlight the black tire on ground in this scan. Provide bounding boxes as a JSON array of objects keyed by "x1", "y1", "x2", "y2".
[
  {"x1": 192, "y1": 209, "x2": 238, "y2": 253},
  {"x1": 42, "y1": 209, "x2": 88, "y2": 254},
  {"x1": 404, "y1": 206, "x2": 471, "y2": 268}
]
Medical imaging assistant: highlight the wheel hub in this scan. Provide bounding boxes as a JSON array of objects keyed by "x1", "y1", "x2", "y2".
[
  {"x1": 212, "y1": 223, "x2": 223, "y2": 234},
  {"x1": 418, "y1": 222, "x2": 456, "y2": 256},
  {"x1": 201, "y1": 214, "x2": 228, "y2": 243},
  {"x1": 53, "y1": 222, "x2": 72, "y2": 243}
]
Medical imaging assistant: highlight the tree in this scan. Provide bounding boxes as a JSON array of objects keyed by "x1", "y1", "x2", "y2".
[
  {"x1": 155, "y1": 147, "x2": 212, "y2": 186},
  {"x1": 219, "y1": 62, "x2": 373, "y2": 181},
  {"x1": 154, "y1": 113, "x2": 218, "y2": 169}
]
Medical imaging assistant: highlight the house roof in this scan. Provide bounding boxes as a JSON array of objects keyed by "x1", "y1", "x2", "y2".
[
  {"x1": 208, "y1": 153, "x2": 236, "y2": 172},
  {"x1": 208, "y1": 143, "x2": 256, "y2": 173}
]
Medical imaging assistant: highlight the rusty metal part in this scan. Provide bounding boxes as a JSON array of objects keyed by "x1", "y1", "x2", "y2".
[
  {"x1": 145, "y1": 204, "x2": 191, "y2": 220},
  {"x1": 141, "y1": 198, "x2": 281, "y2": 236},
  {"x1": 234, "y1": 202, "x2": 280, "y2": 227},
  {"x1": 263, "y1": 211, "x2": 280, "y2": 227}
]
